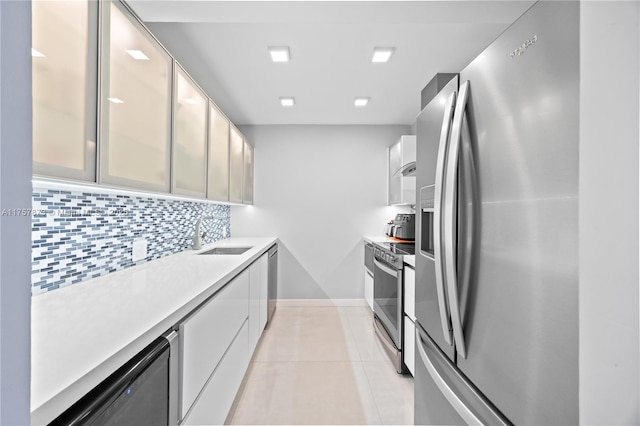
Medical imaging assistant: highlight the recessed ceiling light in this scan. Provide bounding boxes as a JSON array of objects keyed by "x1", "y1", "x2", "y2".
[
  {"x1": 280, "y1": 97, "x2": 295, "y2": 107},
  {"x1": 354, "y1": 97, "x2": 370, "y2": 107},
  {"x1": 31, "y1": 48, "x2": 46, "y2": 58},
  {"x1": 126, "y1": 49, "x2": 149, "y2": 60},
  {"x1": 269, "y1": 46, "x2": 291, "y2": 63},
  {"x1": 183, "y1": 98, "x2": 197, "y2": 105},
  {"x1": 372, "y1": 47, "x2": 395, "y2": 63},
  {"x1": 108, "y1": 97, "x2": 124, "y2": 104}
]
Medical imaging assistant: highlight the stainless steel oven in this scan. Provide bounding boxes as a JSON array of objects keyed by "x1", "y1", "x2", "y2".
[{"x1": 373, "y1": 243, "x2": 413, "y2": 374}]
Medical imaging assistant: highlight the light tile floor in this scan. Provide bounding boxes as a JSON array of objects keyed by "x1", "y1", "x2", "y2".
[{"x1": 229, "y1": 306, "x2": 414, "y2": 425}]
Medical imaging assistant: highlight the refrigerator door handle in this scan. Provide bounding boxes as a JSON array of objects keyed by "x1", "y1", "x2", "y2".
[
  {"x1": 433, "y1": 91, "x2": 457, "y2": 346},
  {"x1": 416, "y1": 328, "x2": 483, "y2": 425},
  {"x1": 443, "y1": 80, "x2": 470, "y2": 359}
]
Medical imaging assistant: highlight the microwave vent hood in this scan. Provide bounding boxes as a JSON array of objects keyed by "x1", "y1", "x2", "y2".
[
  {"x1": 393, "y1": 161, "x2": 416, "y2": 177},
  {"x1": 388, "y1": 135, "x2": 416, "y2": 206}
]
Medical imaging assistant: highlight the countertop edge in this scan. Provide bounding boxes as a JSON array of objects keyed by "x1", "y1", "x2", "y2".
[{"x1": 31, "y1": 237, "x2": 278, "y2": 425}]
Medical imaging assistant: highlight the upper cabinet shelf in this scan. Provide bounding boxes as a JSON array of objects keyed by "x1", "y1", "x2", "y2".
[{"x1": 31, "y1": 0, "x2": 254, "y2": 205}]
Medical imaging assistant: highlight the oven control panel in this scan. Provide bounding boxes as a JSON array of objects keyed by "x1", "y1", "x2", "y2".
[{"x1": 373, "y1": 247, "x2": 403, "y2": 269}]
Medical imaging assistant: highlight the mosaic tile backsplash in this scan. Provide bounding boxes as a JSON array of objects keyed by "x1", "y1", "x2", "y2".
[{"x1": 31, "y1": 188, "x2": 231, "y2": 295}]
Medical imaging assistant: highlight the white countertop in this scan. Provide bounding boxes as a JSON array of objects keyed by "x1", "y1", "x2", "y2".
[
  {"x1": 363, "y1": 235, "x2": 397, "y2": 244},
  {"x1": 30, "y1": 237, "x2": 278, "y2": 425},
  {"x1": 364, "y1": 236, "x2": 415, "y2": 267}
]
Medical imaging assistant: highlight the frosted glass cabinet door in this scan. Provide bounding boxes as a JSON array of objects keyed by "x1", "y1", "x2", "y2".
[
  {"x1": 243, "y1": 140, "x2": 254, "y2": 205},
  {"x1": 172, "y1": 65, "x2": 207, "y2": 197},
  {"x1": 208, "y1": 103, "x2": 230, "y2": 202},
  {"x1": 32, "y1": 0, "x2": 98, "y2": 181},
  {"x1": 229, "y1": 126, "x2": 244, "y2": 203},
  {"x1": 99, "y1": 1, "x2": 172, "y2": 193}
]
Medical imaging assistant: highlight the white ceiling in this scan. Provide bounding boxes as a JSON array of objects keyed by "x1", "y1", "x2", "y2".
[{"x1": 127, "y1": 1, "x2": 534, "y2": 126}]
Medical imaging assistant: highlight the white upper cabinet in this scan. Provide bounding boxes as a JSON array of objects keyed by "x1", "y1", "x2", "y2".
[
  {"x1": 388, "y1": 135, "x2": 417, "y2": 205},
  {"x1": 172, "y1": 65, "x2": 207, "y2": 197},
  {"x1": 243, "y1": 139, "x2": 254, "y2": 205},
  {"x1": 32, "y1": 0, "x2": 98, "y2": 182},
  {"x1": 229, "y1": 126, "x2": 244, "y2": 204},
  {"x1": 207, "y1": 103, "x2": 230, "y2": 202},
  {"x1": 32, "y1": 0, "x2": 255, "y2": 204},
  {"x1": 99, "y1": 1, "x2": 172, "y2": 193}
]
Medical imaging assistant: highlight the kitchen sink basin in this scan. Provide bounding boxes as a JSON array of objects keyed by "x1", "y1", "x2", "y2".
[{"x1": 198, "y1": 247, "x2": 252, "y2": 255}]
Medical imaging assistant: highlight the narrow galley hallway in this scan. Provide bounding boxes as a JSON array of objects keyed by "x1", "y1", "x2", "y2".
[{"x1": 229, "y1": 305, "x2": 414, "y2": 425}]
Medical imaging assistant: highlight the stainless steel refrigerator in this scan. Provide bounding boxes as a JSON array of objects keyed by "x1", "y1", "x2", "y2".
[{"x1": 414, "y1": 2, "x2": 578, "y2": 424}]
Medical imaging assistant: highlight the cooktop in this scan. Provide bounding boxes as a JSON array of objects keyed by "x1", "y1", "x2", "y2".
[{"x1": 375, "y1": 242, "x2": 415, "y2": 256}]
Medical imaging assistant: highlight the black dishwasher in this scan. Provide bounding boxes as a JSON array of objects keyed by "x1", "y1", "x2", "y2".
[{"x1": 50, "y1": 331, "x2": 178, "y2": 426}]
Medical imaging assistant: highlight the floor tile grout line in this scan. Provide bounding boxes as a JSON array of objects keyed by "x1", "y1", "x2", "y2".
[
  {"x1": 358, "y1": 359, "x2": 388, "y2": 426},
  {"x1": 342, "y1": 308, "x2": 370, "y2": 362}
]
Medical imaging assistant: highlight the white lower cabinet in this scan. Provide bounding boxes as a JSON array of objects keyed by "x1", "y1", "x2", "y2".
[
  {"x1": 404, "y1": 316, "x2": 416, "y2": 376},
  {"x1": 180, "y1": 269, "x2": 249, "y2": 418},
  {"x1": 258, "y1": 253, "x2": 269, "y2": 330},
  {"x1": 249, "y1": 253, "x2": 269, "y2": 353},
  {"x1": 403, "y1": 264, "x2": 416, "y2": 376},
  {"x1": 364, "y1": 271, "x2": 373, "y2": 311},
  {"x1": 249, "y1": 260, "x2": 261, "y2": 353},
  {"x1": 404, "y1": 265, "x2": 415, "y2": 321},
  {"x1": 180, "y1": 250, "x2": 273, "y2": 425},
  {"x1": 181, "y1": 320, "x2": 250, "y2": 425}
]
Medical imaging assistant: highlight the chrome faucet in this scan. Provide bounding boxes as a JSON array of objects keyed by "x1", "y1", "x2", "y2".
[{"x1": 192, "y1": 216, "x2": 227, "y2": 250}]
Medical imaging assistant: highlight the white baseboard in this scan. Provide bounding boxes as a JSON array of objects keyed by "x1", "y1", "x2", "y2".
[{"x1": 276, "y1": 299, "x2": 368, "y2": 307}]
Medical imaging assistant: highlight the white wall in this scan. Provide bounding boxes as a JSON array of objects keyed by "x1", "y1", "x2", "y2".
[
  {"x1": 579, "y1": 2, "x2": 639, "y2": 424},
  {"x1": 0, "y1": 1, "x2": 32, "y2": 423},
  {"x1": 232, "y1": 125, "x2": 411, "y2": 300}
]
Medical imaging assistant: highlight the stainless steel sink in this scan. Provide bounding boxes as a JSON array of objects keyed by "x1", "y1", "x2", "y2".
[{"x1": 198, "y1": 247, "x2": 252, "y2": 255}]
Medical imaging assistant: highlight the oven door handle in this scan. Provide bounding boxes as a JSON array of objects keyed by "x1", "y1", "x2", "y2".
[{"x1": 373, "y1": 258, "x2": 400, "y2": 277}]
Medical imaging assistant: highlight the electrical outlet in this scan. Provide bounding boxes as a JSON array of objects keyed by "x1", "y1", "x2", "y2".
[{"x1": 132, "y1": 239, "x2": 147, "y2": 262}]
